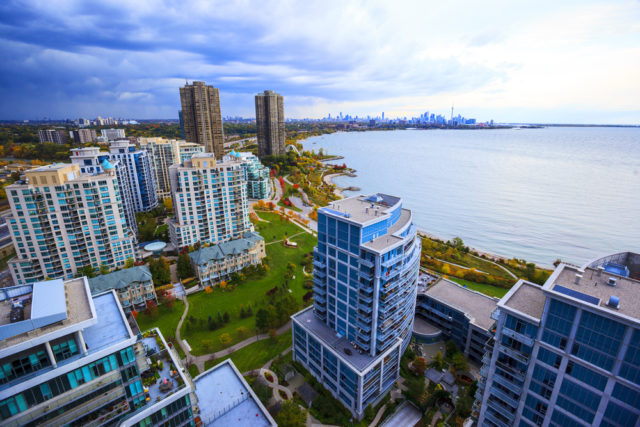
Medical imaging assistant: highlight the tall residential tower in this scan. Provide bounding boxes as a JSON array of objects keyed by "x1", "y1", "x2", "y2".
[
  {"x1": 292, "y1": 193, "x2": 421, "y2": 419},
  {"x1": 255, "y1": 90, "x2": 285, "y2": 158},
  {"x1": 179, "y1": 81, "x2": 224, "y2": 159}
]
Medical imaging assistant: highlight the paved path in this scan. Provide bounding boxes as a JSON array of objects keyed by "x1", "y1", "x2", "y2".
[
  {"x1": 429, "y1": 410, "x2": 442, "y2": 427},
  {"x1": 469, "y1": 253, "x2": 518, "y2": 279},
  {"x1": 380, "y1": 401, "x2": 422, "y2": 427},
  {"x1": 265, "y1": 230, "x2": 308, "y2": 246},
  {"x1": 427, "y1": 256, "x2": 489, "y2": 275},
  {"x1": 322, "y1": 172, "x2": 346, "y2": 198},
  {"x1": 259, "y1": 368, "x2": 293, "y2": 401},
  {"x1": 369, "y1": 404, "x2": 388, "y2": 427}
]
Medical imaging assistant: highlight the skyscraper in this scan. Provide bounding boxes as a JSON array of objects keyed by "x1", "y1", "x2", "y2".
[
  {"x1": 291, "y1": 193, "x2": 421, "y2": 419},
  {"x1": 475, "y1": 252, "x2": 640, "y2": 426},
  {"x1": 179, "y1": 81, "x2": 224, "y2": 159},
  {"x1": 38, "y1": 129, "x2": 68, "y2": 144},
  {"x1": 168, "y1": 153, "x2": 250, "y2": 249},
  {"x1": 255, "y1": 90, "x2": 285, "y2": 158},
  {"x1": 108, "y1": 140, "x2": 158, "y2": 212},
  {"x1": 6, "y1": 163, "x2": 136, "y2": 284}
]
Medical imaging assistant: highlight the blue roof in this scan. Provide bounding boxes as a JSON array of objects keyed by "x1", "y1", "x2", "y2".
[{"x1": 101, "y1": 159, "x2": 115, "y2": 170}]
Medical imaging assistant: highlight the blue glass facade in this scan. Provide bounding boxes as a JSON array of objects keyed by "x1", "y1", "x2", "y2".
[
  {"x1": 477, "y1": 256, "x2": 640, "y2": 427},
  {"x1": 292, "y1": 194, "x2": 419, "y2": 419}
]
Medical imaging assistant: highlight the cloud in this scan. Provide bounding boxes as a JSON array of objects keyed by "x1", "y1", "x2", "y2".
[{"x1": 0, "y1": 0, "x2": 638, "y2": 122}]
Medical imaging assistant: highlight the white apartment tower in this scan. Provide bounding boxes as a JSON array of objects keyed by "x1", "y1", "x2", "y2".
[
  {"x1": 6, "y1": 163, "x2": 136, "y2": 285},
  {"x1": 108, "y1": 141, "x2": 158, "y2": 212},
  {"x1": 168, "y1": 153, "x2": 250, "y2": 249}
]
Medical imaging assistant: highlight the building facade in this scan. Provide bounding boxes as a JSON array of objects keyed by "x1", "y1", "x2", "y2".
[
  {"x1": 108, "y1": 141, "x2": 158, "y2": 213},
  {"x1": 189, "y1": 231, "x2": 265, "y2": 286},
  {"x1": 138, "y1": 138, "x2": 205, "y2": 200},
  {"x1": 6, "y1": 163, "x2": 137, "y2": 285},
  {"x1": 416, "y1": 278, "x2": 497, "y2": 364},
  {"x1": 476, "y1": 251, "x2": 640, "y2": 427},
  {"x1": 0, "y1": 278, "x2": 197, "y2": 427},
  {"x1": 255, "y1": 90, "x2": 285, "y2": 158},
  {"x1": 223, "y1": 151, "x2": 271, "y2": 199},
  {"x1": 38, "y1": 129, "x2": 68, "y2": 145},
  {"x1": 101, "y1": 129, "x2": 126, "y2": 141},
  {"x1": 71, "y1": 129, "x2": 97, "y2": 144},
  {"x1": 88, "y1": 265, "x2": 156, "y2": 311},
  {"x1": 292, "y1": 193, "x2": 421, "y2": 419},
  {"x1": 179, "y1": 81, "x2": 224, "y2": 158},
  {"x1": 69, "y1": 147, "x2": 137, "y2": 235},
  {"x1": 168, "y1": 153, "x2": 250, "y2": 249}
]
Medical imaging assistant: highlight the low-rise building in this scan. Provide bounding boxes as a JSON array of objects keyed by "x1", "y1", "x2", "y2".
[
  {"x1": 88, "y1": 265, "x2": 156, "y2": 311},
  {"x1": 189, "y1": 231, "x2": 265, "y2": 286},
  {"x1": 415, "y1": 278, "x2": 498, "y2": 363}
]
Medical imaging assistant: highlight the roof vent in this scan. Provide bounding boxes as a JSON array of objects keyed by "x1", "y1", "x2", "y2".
[
  {"x1": 608, "y1": 295, "x2": 620, "y2": 309},
  {"x1": 607, "y1": 277, "x2": 617, "y2": 287},
  {"x1": 574, "y1": 273, "x2": 583, "y2": 285},
  {"x1": 597, "y1": 266, "x2": 604, "y2": 276}
]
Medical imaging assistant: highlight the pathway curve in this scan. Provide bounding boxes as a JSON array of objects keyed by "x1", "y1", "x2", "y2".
[
  {"x1": 469, "y1": 253, "x2": 518, "y2": 279},
  {"x1": 265, "y1": 231, "x2": 308, "y2": 246},
  {"x1": 175, "y1": 297, "x2": 197, "y2": 367},
  {"x1": 369, "y1": 404, "x2": 388, "y2": 427},
  {"x1": 259, "y1": 367, "x2": 293, "y2": 401}
]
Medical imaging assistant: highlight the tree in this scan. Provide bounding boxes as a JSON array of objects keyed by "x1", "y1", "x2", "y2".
[
  {"x1": 276, "y1": 400, "x2": 307, "y2": 427},
  {"x1": 78, "y1": 264, "x2": 97, "y2": 278},
  {"x1": 441, "y1": 264, "x2": 451, "y2": 275},
  {"x1": 364, "y1": 404, "x2": 376, "y2": 422},
  {"x1": 223, "y1": 311, "x2": 230, "y2": 323},
  {"x1": 149, "y1": 256, "x2": 171, "y2": 285},
  {"x1": 431, "y1": 351, "x2": 444, "y2": 371},
  {"x1": 219, "y1": 333, "x2": 232, "y2": 346},
  {"x1": 255, "y1": 308, "x2": 269, "y2": 331},
  {"x1": 413, "y1": 357, "x2": 427, "y2": 376},
  {"x1": 145, "y1": 300, "x2": 159, "y2": 319},
  {"x1": 201, "y1": 339, "x2": 214, "y2": 353},
  {"x1": 124, "y1": 257, "x2": 135, "y2": 269},
  {"x1": 451, "y1": 353, "x2": 469, "y2": 372},
  {"x1": 445, "y1": 339, "x2": 459, "y2": 358},
  {"x1": 177, "y1": 252, "x2": 193, "y2": 279},
  {"x1": 268, "y1": 328, "x2": 277, "y2": 342},
  {"x1": 163, "y1": 197, "x2": 173, "y2": 211},
  {"x1": 236, "y1": 326, "x2": 248, "y2": 338},
  {"x1": 99, "y1": 263, "x2": 110, "y2": 275}
]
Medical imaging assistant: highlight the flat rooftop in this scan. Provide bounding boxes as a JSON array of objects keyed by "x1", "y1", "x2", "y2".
[
  {"x1": 293, "y1": 307, "x2": 391, "y2": 372},
  {"x1": 83, "y1": 292, "x2": 132, "y2": 353},
  {"x1": 502, "y1": 281, "x2": 546, "y2": 320},
  {"x1": 194, "y1": 360, "x2": 275, "y2": 427},
  {"x1": 324, "y1": 193, "x2": 401, "y2": 225},
  {"x1": 413, "y1": 315, "x2": 442, "y2": 335},
  {"x1": 1, "y1": 278, "x2": 94, "y2": 348},
  {"x1": 363, "y1": 208, "x2": 412, "y2": 252},
  {"x1": 421, "y1": 279, "x2": 498, "y2": 330},
  {"x1": 546, "y1": 264, "x2": 640, "y2": 322}
]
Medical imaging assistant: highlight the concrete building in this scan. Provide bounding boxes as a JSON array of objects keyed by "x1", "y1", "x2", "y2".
[
  {"x1": 88, "y1": 265, "x2": 156, "y2": 312},
  {"x1": 292, "y1": 193, "x2": 421, "y2": 419},
  {"x1": 179, "y1": 81, "x2": 224, "y2": 158},
  {"x1": 138, "y1": 138, "x2": 205, "y2": 199},
  {"x1": 223, "y1": 150, "x2": 271, "y2": 199},
  {"x1": 6, "y1": 163, "x2": 137, "y2": 285},
  {"x1": 71, "y1": 129, "x2": 97, "y2": 144},
  {"x1": 168, "y1": 153, "x2": 250, "y2": 250},
  {"x1": 255, "y1": 90, "x2": 285, "y2": 158},
  {"x1": 38, "y1": 129, "x2": 68, "y2": 144},
  {"x1": 100, "y1": 129, "x2": 125, "y2": 141},
  {"x1": 475, "y1": 252, "x2": 640, "y2": 426},
  {"x1": 0, "y1": 276, "x2": 271, "y2": 426},
  {"x1": 415, "y1": 278, "x2": 498, "y2": 363},
  {"x1": 189, "y1": 231, "x2": 265, "y2": 286},
  {"x1": 108, "y1": 140, "x2": 158, "y2": 213},
  {"x1": 69, "y1": 147, "x2": 137, "y2": 235}
]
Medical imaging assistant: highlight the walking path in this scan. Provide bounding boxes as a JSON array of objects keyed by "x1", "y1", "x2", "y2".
[
  {"x1": 259, "y1": 368, "x2": 293, "y2": 401},
  {"x1": 469, "y1": 253, "x2": 518, "y2": 279},
  {"x1": 369, "y1": 404, "x2": 389, "y2": 427},
  {"x1": 427, "y1": 256, "x2": 489, "y2": 275},
  {"x1": 265, "y1": 231, "x2": 308, "y2": 245}
]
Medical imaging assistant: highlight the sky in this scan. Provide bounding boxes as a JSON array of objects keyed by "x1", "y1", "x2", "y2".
[{"x1": 0, "y1": 0, "x2": 639, "y2": 123}]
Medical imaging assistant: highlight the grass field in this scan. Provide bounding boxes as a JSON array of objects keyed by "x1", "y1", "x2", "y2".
[
  {"x1": 448, "y1": 277, "x2": 509, "y2": 298},
  {"x1": 181, "y1": 212, "x2": 315, "y2": 355},
  {"x1": 135, "y1": 299, "x2": 185, "y2": 341},
  {"x1": 204, "y1": 330, "x2": 292, "y2": 373}
]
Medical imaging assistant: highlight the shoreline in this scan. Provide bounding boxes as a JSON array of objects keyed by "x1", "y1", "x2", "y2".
[{"x1": 318, "y1": 151, "x2": 552, "y2": 269}]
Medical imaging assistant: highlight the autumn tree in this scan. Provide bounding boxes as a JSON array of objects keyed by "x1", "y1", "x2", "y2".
[{"x1": 219, "y1": 333, "x2": 232, "y2": 346}]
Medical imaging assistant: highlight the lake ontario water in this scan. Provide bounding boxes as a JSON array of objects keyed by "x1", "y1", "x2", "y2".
[{"x1": 303, "y1": 127, "x2": 640, "y2": 267}]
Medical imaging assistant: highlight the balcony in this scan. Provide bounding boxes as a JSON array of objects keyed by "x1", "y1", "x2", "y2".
[
  {"x1": 314, "y1": 286, "x2": 326, "y2": 296},
  {"x1": 499, "y1": 344, "x2": 530, "y2": 365},
  {"x1": 495, "y1": 361, "x2": 526, "y2": 381},
  {"x1": 357, "y1": 320, "x2": 371, "y2": 332},
  {"x1": 313, "y1": 259, "x2": 326, "y2": 269},
  {"x1": 381, "y1": 253, "x2": 402, "y2": 268},
  {"x1": 488, "y1": 393, "x2": 518, "y2": 419},
  {"x1": 484, "y1": 409, "x2": 510, "y2": 427},
  {"x1": 492, "y1": 372, "x2": 523, "y2": 395},
  {"x1": 502, "y1": 327, "x2": 535, "y2": 347},
  {"x1": 358, "y1": 303, "x2": 373, "y2": 313},
  {"x1": 360, "y1": 258, "x2": 374, "y2": 268},
  {"x1": 315, "y1": 294, "x2": 326, "y2": 304}
]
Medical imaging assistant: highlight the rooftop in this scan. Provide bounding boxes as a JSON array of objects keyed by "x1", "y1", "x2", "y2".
[
  {"x1": 323, "y1": 193, "x2": 400, "y2": 225},
  {"x1": 88, "y1": 265, "x2": 153, "y2": 294},
  {"x1": 83, "y1": 292, "x2": 133, "y2": 353},
  {"x1": 190, "y1": 232, "x2": 264, "y2": 265},
  {"x1": 501, "y1": 281, "x2": 546, "y2": 320},
  {"x1": 194, "y1": 359, "x2": 275, "y2": 427},
  {"x1": 413, "y1": 315, "x2": 442, "y2": 335},
  {"x1": 293, "y1": 307, "x2": 397, "y2": 371},
  {"x1": 546, "y1": 263, "x2": 640, "y2": 322},
  {"x1": 0, "y1": 278, "x2": 94, "y2": 348},
  {"x1": 420, "y1": 278, "x2": 498, "y2": 330},
  {"x1": 363, "y1": 208, "x2": 412, "y2": 252}
]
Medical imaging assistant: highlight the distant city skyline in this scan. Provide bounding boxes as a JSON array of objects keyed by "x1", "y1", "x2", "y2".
[{"x1": 0, "y1": 1, "x2": 638, "y2": 124}]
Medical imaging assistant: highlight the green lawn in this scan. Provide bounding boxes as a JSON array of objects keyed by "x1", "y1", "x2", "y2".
[
  {"x1": 277, "y1": 199, "x2": 302, "y2": 212},
  {"x1": 204, "y1": 330, "x2": 292, "y2": 373},
  {"x1": 0, "y1": 250, "x2": 15, "y2": 271},
  {"x1": 448, "y1": 277, "x2": 509, "y2": 298},
  {"x1": 181, "y1": 212, "x2": 315, "y2": 355},
  {"x1": 135, "y1": 299, "x2": 185, "y2": 341}
]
